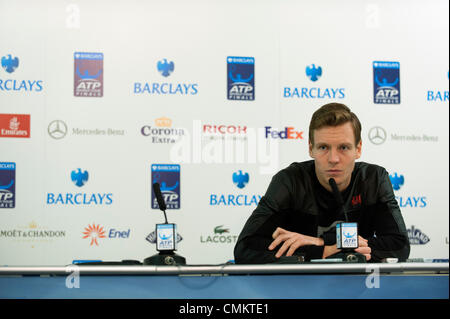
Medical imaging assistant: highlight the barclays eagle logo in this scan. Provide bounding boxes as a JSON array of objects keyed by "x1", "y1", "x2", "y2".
[
  {"x1": 306, "y1": 64, "x2": 322, "y2": 82},
  {"x1": 389, "y1": 172, "x2": 404, "y2": 191},
  {"x1": 1, "y1": 54, "x2": 19, "y2": 73},
  {"x1": 71, "y1": 168, "x2": 89, "y2": 187},
  {"x1": 157, "y1": 59, "x2": 174, "y2": 77},
  {"x1": 232, "y1": 170, "x2": 249, "y2": 189}
]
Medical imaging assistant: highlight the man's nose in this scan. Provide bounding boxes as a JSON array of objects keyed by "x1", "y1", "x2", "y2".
[{"x1": 328, "y1": 148, "x2": 340, "y2": 163}]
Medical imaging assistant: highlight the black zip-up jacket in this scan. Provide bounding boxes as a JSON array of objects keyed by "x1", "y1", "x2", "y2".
[{"x1": 234, "y1": 161, "x2": 410, "y2": 263}]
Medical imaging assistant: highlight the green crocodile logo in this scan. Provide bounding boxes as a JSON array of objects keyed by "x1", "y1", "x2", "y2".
[{"x1": 214, "y1": 225, "x2": 229, "y2": 234}]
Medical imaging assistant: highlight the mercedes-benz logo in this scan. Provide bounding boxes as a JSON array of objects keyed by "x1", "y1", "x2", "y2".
[
  {"x1": 48, "y1": 120, "x2": 68, "y2": 139},
  {"x1": 368, "y1": 126, "x2": 387, "y2": 145}
]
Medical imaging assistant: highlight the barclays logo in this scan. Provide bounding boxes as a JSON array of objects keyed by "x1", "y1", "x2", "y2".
[
  {"x1": 210, "y1": 170, "x2": 262, "y2": 206},
  {"x1": 426, "y1": 71, "x2": 449, "y2": 102},
  {"x1": 306, "y1": 64, "x2": 322, "y2": 82},
  {"x1": 46, "y1": 169, "x2": 113, "y2": 206},
  {"x1": 0, "y1": 54, "x2": 43, "y2": 92},
  {"x1": 389, "y1": 171, "x2": 427, "y2": 208},
  {"x1": 134, "y1": 59, "x2": 198, "y2": 95},
  {"x1": 233, "y1": 170, "x2": 249, "y2": 189},
  {"x1": 1, "y1": 54, "x2": 19, "y2": 73},
  {"x1": 71, "y1": 168, "x2": 88, "y2": 187},
  {"x1": 389, "y1": 173, "x2": 404, "y2": 190},
  {"x1": 157, "y1": 59, "x2": 174, "y2": 77},
  {"x1": 283, "y1": 64, "x2": 345, "y2": 99}
]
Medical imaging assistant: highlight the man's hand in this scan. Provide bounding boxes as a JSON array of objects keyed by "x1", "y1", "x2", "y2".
[
  {"x1": 323, "y1": 236, "x2": 371, "y2": 261},
  {"x1": 355, "y1": 236, "x2": 371, "y2": 261},
  {"x1": 268, "y1": 227, "x2": 322, "y2": 258}
]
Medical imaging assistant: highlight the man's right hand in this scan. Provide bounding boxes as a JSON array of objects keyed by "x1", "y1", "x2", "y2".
[{"x1": 322, "y1": 235, "x2": 371, "y2": 261}]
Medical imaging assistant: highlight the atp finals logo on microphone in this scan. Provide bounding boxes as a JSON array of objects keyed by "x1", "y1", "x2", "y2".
[
  {"x1": 151, "y1": 164, "x2": 180, "y2": 209},
  {"x1": 373, "y1": 61, "x2": 400, "y2": 104},
  {"x1": 74, "y1": 52, "x2": 103, "y2": 97},
  {"x1": 227, "y1": 56, "x2": 255, "y2": 101}
]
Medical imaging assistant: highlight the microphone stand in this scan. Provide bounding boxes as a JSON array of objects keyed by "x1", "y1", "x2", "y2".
[
  {"x1": 143, "y1": 183, "x2": 186, "y2": 266},
  {"x1": 327, "y1": 178, "x2": 366, "y2": 263}
]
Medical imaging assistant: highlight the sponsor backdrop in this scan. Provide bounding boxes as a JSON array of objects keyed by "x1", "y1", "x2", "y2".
[{"x1": 0, "y1": 0, "x2": 448, "y2": 265}]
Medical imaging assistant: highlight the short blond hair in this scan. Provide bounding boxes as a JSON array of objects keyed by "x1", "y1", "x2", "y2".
[{"x1": 309, "y1": 103, "x2": 362, "y2": 146}]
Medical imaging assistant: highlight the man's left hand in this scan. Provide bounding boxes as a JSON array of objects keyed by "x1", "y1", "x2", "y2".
[{"x1": 268, "y1": 227, "x2": 322, "y2": 258}]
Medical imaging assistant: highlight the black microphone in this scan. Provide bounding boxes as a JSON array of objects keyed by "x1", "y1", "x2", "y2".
[
  {"x1": 327, "y1": 178, "x2": 364, "y2": 262},
  {"x1": 144, "y1": 183, "x2": 186, "y2": 265},
  {"x1": 153, "y1": 182, "x2": 168, "y2": 224},
  {"x1": 328, "y1": 178, "x2": 348, "y2": 222}
]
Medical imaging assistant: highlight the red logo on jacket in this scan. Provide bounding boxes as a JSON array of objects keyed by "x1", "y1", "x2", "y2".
[{"x1": 352, "y1": 194, "x2": 362, "y2": 207}]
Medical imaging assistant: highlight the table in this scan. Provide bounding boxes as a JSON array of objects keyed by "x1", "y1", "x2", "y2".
[{"x1": 0, "y1": 263, "x2": 448, "y2": 299}]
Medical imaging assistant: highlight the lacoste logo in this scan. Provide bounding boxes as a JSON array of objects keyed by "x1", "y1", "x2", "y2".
[{"x1": 214, "y1": 225, "x2": 229, "y2": 234}]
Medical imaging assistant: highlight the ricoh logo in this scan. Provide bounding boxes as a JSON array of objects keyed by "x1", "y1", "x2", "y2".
[
  {"x1": 389, "y1": 172, "x2": 427, "y2": 208},
  {"x1": 0, "y1": 54, "x2": 44, "y2": 92},
  {"x1": 134, "y1": 59, "x2": 199, "y2": 95},
  {"x1": 202, "y1": 124, "x2": 248, "y2": 141},
  {"x1": 283, "y1": 64, "x2": 345, "y2": 99},
  {"x1": 46, "y1": 168, "x2": 113, "y2": 206}
]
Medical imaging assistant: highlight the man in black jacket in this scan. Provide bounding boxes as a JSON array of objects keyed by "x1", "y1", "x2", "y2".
[{"x1": 234, "y1": 103, "x2": 410, "y2": 263}]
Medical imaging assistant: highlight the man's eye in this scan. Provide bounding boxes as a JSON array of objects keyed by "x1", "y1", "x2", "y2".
[{"x1": 319, "y1": 146, "x2": 327, "y2": 150}]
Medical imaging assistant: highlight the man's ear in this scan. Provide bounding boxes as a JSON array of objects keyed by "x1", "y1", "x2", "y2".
[
  {"x1": 355, "y1": 140, "x2": 362, "y2": 159},
  {"x1": 309, "y1": 141, "x2": 314, "y2": 158}
]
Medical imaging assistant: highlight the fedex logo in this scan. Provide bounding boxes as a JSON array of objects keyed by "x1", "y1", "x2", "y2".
[{"x1": 265, "y1": 126, "x2": 304, "y2": 140}]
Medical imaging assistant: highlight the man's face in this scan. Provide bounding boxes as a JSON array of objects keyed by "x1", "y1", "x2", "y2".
[{"x1": 309, "y1": 122, "x2": 362, "y2": 192}]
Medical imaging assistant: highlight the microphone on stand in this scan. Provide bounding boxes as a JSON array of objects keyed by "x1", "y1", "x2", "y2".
[
  {"x1": 143, "y1": 183, "x2": 186, "y2": 266},
  {"x1": 327, "y1": 178, "x2": 366, "y2": 263}
]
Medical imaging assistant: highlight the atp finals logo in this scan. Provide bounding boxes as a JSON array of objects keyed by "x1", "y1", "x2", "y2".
[
  {"x1": 74, "y1": 52, "x2": 103, "y2": 97},
  {"x1": 227, "y1": 56, "x2": 255, "y2": 101},
  {"x1": 151, "y1": 164, "x2": 180, "y2": 209},
  {"x1": 0, "y1": 162, "x2": 15, "y2": 208},
  {"x1": 373, "y1": 61, "x2": 400, "y2": 104}
]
